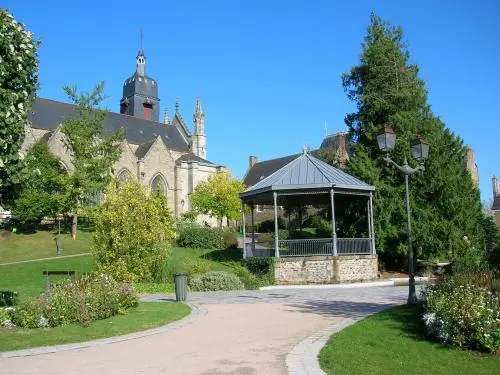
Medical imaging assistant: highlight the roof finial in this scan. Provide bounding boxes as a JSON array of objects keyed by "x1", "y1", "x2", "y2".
[
  {"x1": 139, "y1": 27, "x2": 143, "y2": 51},
  {"x1": 163, "y1": 108, "x2": 169, "y2": 124},
  {"x1": 195, "y1": 97, "x2": 204, "y2": 116},
  {"x1": 175, "y1": 100, "x2": 180, "y2": 113}
]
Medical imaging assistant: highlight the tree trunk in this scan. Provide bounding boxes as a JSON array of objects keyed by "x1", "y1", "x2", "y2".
[
  {"x1": 218, "y1": 217, "x2": 223, "y2": 228},
  {"x1": 72, "y1": 214, "x2": 78, "y2": 240}
]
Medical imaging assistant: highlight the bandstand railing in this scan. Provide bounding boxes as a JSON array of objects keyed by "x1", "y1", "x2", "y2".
[{"x1": 244, "y1": 237, "x2": 372, "y2": 258}]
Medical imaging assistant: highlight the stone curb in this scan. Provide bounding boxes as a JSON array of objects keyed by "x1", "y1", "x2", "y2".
[
  {"x1": 0, "y1": 302, "x2": 207, "y2": 358},
  {"x1": 286, "y1": 304, "x2": 401, "y2": 375},
  {"x1": 260, "y1": 277, "x2": 429, "y2": 291}
]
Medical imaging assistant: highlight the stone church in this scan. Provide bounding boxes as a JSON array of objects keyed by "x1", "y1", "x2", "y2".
[{"x1": 21, "y1": 49, "x2": 225, "y2": 224}]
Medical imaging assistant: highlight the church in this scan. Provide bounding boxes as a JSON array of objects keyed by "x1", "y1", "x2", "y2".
[{"x1": 21, "y1": 49, "x2": 225, "y2": 225}]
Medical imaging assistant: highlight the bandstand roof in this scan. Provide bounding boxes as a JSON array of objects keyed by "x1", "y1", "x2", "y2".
[{"x1": 240, "y1": 151, "x2": 375, "y2": 204}]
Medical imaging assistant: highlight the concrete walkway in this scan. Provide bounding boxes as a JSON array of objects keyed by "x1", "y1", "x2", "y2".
[{"x1": 1, "y1": 286, "x2": 410, "y2": 375}]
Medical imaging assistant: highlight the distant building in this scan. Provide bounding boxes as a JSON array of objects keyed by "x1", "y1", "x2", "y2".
[
  {"x1": 492, "y1": 176, "x2": 500, "y2": 228},
  {"x1": 22, "y1": 50, "x2": 224, "y2": 225},
  {"x1": 464, "y1": 147, "x2": 480, "y2": 187}
]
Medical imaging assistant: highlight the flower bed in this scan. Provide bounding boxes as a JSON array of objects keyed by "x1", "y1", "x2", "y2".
[
  {"x1": 422, "y1": 272, "x2": 500, "y2": 352},
  {"x1": 3, "y1": 274, "x2": 138, "y2": 329}
]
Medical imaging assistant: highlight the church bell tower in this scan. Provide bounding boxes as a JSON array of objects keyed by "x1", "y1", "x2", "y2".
[{"x1": 120, "y1": 49, "x2": 160, "y2": 122}]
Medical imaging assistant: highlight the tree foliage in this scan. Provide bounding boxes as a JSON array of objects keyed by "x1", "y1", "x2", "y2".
[
  {"x1": 92, "y1": 178, "x2": 175, "y2": 282},
  {"x1": 190, "y1": 172, "x2": 245, "y2": 227},
  {"x1": 60, "y1": 82, "x2": 123, "y2": 237},
  {"x1": 13, "y1": 141, "x2": 69, "y2": 224},
  {"x1": 0, "y1": 9, "x2": 39, "y2": 190},
  {"x1": 344, "y1": 14, "x2": 484, "y2": 267}
]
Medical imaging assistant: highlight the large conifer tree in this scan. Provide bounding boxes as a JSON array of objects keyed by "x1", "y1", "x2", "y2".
[{"x1": 344, "y1": 14, "x2": 483, "y2": 267}]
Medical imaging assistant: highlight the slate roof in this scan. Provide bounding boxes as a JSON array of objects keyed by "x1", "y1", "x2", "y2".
[
  {"x1": 241, "y1": 151, "x2": 374, "y2": 198},
  {"x1": 134, "y1": 139, "x2": 156, "y2": 159},
  {"x1": 493, "y1": 196, "x2": 500, "y2": 211},
  {"x1": 29, "y1": 98, "x2": 190, "y2": 152},
  {"x1": 244, "y1": 150, "x2": 322, "y2": 187},
  {"x1": 176, "y1": 153, "x2": 215, "y2": 165}
]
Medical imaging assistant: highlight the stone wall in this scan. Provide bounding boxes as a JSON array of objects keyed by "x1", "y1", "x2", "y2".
[{"x1": 274, "y1": 255, "x2": 378, "y2": 284}]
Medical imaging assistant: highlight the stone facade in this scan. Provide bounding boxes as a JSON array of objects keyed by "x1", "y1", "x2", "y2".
[
  {"x1": 21, "y1": 49, "x2": 226, "y2": 227},
  {"x1": 492, "y1": 176, "x2": 500, "y2": 228},
  {"x1": 274, "y1": 255, "x2": 378, "y2": 284}
]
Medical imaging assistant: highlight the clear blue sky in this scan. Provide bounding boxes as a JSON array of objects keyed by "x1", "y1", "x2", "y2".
[{"x1": 5, "y1": 0, "x2": 499, "y2": 201}]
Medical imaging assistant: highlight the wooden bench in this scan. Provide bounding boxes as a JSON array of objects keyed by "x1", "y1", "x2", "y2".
[{"x1": 43, "y1": 271, "x2": 75, "y2": 297}]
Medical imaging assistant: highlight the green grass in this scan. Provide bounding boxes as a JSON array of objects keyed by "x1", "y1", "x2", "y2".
[
  {"x1": 319, "y1": 304, "x2": 499, "y2": 375},
  {"x1": 0, "y1": 302, "x2": 190, "y2": 352},
  {"x1": 0, "y1": 256, "x2": 95, "y2": 302},
  {"x1": 0, "y1": 227, "x2": 93, "y2": 264}
]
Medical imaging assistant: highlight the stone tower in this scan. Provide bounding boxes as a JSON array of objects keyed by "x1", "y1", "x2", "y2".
[
  {"x1": 120, "y1": 50, "x2": 160, "y2": 122},
  {"x1": 464, "y1": 147, "x2": 479, "y2": 187},
  {"x1": 191, "y1": 97, "x2": 206, "y2": 159}
]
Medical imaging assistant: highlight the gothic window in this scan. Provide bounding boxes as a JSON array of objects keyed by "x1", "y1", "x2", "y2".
[
  {"x1": 150, "y1": 174, "x2": 167, "y2": 196},
  {"x1": 143, "y1": 103, "x2": 153, "y2": 120},
  {"x1": 117, "y1": 169, "x2": 131, "y2": 186}
]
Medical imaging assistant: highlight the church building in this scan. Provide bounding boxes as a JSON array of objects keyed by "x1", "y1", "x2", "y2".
[{"x1": 22, "y1": 50, "x2": 224, "y2": 225}]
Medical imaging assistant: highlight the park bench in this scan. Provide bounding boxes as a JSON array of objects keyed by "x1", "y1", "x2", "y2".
[{"x1": 42, "y1": 270, "x2": 75, "y2": 297}]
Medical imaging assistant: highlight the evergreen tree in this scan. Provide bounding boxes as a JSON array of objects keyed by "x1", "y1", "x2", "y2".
[
  {"x1": 61, "y1": 82, "x2": 123, "y2": 239},
  {"x1": 0, "y1": 9, "x2": 39, "y2": 193},
  {"x1": 344, "y1": 14, "x2": 483, "y2": 267}
]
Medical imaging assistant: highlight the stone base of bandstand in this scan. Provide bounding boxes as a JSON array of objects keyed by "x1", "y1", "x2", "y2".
[{"x1": 274, "y1": 254, "x2": 378, "y2": 284}]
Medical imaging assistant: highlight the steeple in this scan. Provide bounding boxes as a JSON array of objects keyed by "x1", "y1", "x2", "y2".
[
  {"x1": 120, "y1": 49, "x2": 160, "y2": 122},
  {"x1": 136, "y1": 49, "x2": 145, "y2": 76},
  {"x1": 163, "y1": 108, "x2": 169, "y2": 124},
  {"x1": 191, "y1": 97, "x2": 206, "y2": 159},
  {"x1": 193, "y1": 97, "x2": 205, "y2": 135}
]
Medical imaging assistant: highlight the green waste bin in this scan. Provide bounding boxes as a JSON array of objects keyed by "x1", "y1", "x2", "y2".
[{"x1": 173, "y1": 273, "x2": 188, "y2": 302}]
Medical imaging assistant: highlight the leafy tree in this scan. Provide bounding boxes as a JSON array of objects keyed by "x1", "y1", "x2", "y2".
[
  {"x1": 190, "y1": 172, "x2": 245, "y2": 227},
  {"x1": 343, "y1": 13, "x2": 484, "y2": 267},
  {"x1": 60, "y1": 82, "x2": 123, "y2": 239},
  {"x1": 92, "y1": 178, "x2": 175, "y2": 282},
  {"x1": 0, "y1": 9, "x2": 39, "y2": 193},
  {"x1": 13, "y1": 141, "x2": 69, "y2": 225}
]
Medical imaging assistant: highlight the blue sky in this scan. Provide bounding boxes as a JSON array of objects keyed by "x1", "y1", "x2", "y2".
[{"x1": 5, "y1": 0, "x2": 499, "y2": 201}]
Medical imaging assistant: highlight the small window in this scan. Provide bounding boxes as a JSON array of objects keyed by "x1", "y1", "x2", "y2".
[
  {"x1": 120, "y1": 102, "x2": 129, "y2": 115},
  {"x1": 143, "y1": 103, "x2": 153, "y2": 120}
]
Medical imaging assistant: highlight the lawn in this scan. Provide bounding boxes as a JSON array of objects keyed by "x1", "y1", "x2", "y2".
[
  {"x1": 0, "y1": 226, "x2": 93, "y2": 264},
  {"x1": 0, "y1": 302, "x2": 190, "y2": 352},
  {"x1": 0, "y1": 256, "x2": 95, "y2": 302},
  {"x1": 319, "y1": 304, "x2": 499, "y2": 375},
  {"x1": 0, "y1": 246, "x2": 259, "y2": 301}
]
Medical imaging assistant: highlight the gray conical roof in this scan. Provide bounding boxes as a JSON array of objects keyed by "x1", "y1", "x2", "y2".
[{"x1": 241, "y1": 151, "x2": 374, "y2": 198}]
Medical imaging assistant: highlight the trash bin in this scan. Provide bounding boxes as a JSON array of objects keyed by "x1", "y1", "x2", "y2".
[{"x1": 173, "y1": 273, "x2": 188, "y2": 302}]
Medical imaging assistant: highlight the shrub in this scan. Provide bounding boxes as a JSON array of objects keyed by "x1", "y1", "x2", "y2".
[
  {"x1": 92, "y1": 179, "x2": 175, "y2": 282},
  {"x1": 189, "y1": 271, "x2": 244, "y2": 291},
  {"x1": 183, "y1": 258, "x2": 212, "y2": 277},
  {"x1": 0, "y1": 307, "x2": 13, "y2": 324},
  {"x1": 222, "y1": 230, "x2": 238, "y2": 249},
  {"x1": 422, "y1": 272, "x2": 500, "y2": 352},
  {"x1": 177, "y1": 226, "x2": 224, "y2": 250},
  {"x1": 11, "y1": 274, "x2": 138, "y2": 328},
  {"x1": 0, "y1": 291, "x2": 18, "y2": 307},
  {"x1": 243, "y1": 257, "x2": 275, "y2": 277}
]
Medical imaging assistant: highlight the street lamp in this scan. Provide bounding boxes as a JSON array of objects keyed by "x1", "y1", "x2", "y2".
[{"x1": 376, "y1": 125, "x2": 429, "y2": 305}]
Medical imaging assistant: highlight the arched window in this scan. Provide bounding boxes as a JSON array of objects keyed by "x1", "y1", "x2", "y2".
[
  {"x1": 117, "y1": 169, "x2": 131, "y2": 186},
  {"x1": 150, "y1": 174, "x2": 167, "y2": 196}
]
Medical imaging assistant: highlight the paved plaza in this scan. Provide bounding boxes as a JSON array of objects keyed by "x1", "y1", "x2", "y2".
[{"x1": 1, "y1": 286, "x2": 411, "y2": 375}]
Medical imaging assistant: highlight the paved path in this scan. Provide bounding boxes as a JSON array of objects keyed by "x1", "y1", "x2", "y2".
[
  {"x1": 1, "y1": 286, "x2": 410, "y2": 375},
  {"x1": 0, "y1": 252, "x2": 91, "y2": 266}
]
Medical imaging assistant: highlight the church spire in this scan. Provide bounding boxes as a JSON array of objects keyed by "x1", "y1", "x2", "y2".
[
  {"x1": 136, "y1": 49, "x2": 145, "y2": 76},
  {"x1": 195, "y1": 97, "x2": 204, "y2": 118},
  {"x1": 163, "y1": 108, "x2": 169, "y2": 124}
]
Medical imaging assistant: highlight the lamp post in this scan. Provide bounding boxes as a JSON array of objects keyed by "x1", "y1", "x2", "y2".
[{"x1": 376, "y1": 125, "x2": 429, "y2": 305}]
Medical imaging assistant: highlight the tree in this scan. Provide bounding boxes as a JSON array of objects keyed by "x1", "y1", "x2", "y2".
[
  {"x1": 60, "y1": 82, "x2": 123, "y2": 239},
  {"x1": 343, "y1": 14, "x2": 484, "y2": 267},
  {"x1": 92, "y1": 178, "x2": 175, "y2": 282},
  {"x1": 13, "y1": 141, "x2": 69, "y2": 225},
  {"x1": 190, "y1": 172, "x2": 245, "y2": 227},
  {"x1": 0, "y1": 9, "x2": 39, "y2": 193}
]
